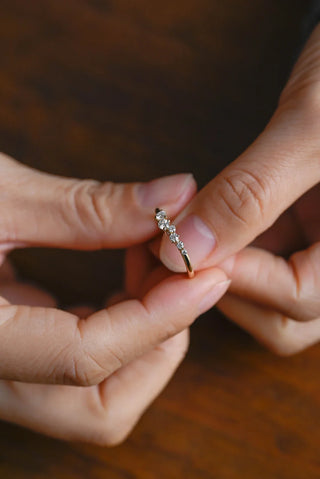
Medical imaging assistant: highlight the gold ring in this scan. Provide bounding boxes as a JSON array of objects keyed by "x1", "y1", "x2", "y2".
[{"x1": 154, "y1": 208, "x2": 194, "y2": 279}]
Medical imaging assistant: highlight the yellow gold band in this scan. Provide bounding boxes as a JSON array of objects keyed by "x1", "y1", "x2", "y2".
[{"x1": 154, "y1": 208, "x2": 194, "y2": 279}]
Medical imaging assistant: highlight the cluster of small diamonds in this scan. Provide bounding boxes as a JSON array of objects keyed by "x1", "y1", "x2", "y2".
[{"x1": 155, "y1": 209, "x2": 188, "y2": 256}]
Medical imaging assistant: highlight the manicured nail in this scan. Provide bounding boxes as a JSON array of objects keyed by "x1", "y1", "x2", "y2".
[
  {"x1": 135, "y1": 173, "x2": 194, "y2": 209},
  {"x1": 198, "y1": 279, "x2": 231, "y2": 315},
  {"x1": 160, "y1": 214, "x2": 216, "y2": 271}
]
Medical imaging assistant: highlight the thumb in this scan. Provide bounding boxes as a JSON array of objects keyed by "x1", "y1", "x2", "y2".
[
  {"x1": 161, "y1": 136, "x2": 316, "y2": 270},
  {"x1": 0, "y1": 267, "x2": 229, "y2": 384},
  {"x1": 0, "y1": 153, "x2": 196, "y2": 250},
  {"x1": 160, "y1": 119, "x2": 319, "y2": 271},
  {"x1": 159, "y1": 25, "x2": 320, "y2": 272}
]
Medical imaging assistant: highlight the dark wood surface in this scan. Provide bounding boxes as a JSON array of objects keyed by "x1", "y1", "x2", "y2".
[{"x1": 1, "y1": 1, "x2": 319, "y2": 478}]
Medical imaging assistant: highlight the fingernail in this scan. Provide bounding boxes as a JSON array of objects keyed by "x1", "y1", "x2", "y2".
[
  {"x1": 160, "y1": 214, "x2": 216, "y2": 271},
  {"x1": 198, "y1": 279, "x2": 231, "y2": 315},
  {"x1": 135, "y1": 173, "x2": 194, "y2": 209}
]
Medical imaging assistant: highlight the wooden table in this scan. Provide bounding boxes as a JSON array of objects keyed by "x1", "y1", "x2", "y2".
[{"x1": 0, "y1": 1, "x2": 319, "y2": 477}]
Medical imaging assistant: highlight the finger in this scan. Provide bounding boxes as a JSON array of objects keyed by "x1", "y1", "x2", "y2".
[
  {"x1": 125, "y1": 243, "x2": 171, "y2": 300},
  {"x1": 158, "y1": 30, "x2": 320, "y2": 272},
  {"x1": 0, "y1": 330, "x2": 189, "y2": 444},
  {"x1": 0, "y1": 267, "x2": 229, "y2": 384},
  {"x1": 159, "y1": 123, "x2": 320, "y2": 272},
  {"x1": 125, "y1": 243, "x2": 159, "y2": 298},
  {"x1": 96, "y1": 329, "x2": 189, "y2": 445},
  {"x1": 220, "y1": 242, "x2": 320, "y2": 322},
  {"x1": 0, "y1": 153, "x2": 196, "y2": 250},
  {"x1": 218, "y1": 293, "x2": 320, "y2": 356},
  {"x1": 150, "y1": 208, "x2": 304, "y2": 273}
]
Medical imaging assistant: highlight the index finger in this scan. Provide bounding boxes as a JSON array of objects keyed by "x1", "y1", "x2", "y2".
[{"x1": 0, "y1": 267, "x2": 229, "y2": 385}]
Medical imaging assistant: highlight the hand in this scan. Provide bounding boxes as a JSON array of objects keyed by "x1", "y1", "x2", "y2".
[
  {"x1": 0, "y1": 153, "x2": 229, "y2": 444},
  {"x1": 158, "y1": 25, "x2": 320, "y2": 356}
]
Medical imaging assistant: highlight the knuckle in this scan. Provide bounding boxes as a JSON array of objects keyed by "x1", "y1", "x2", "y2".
[
  {"x1": 264, "y1": 316, "x2": 302, "y2": 357},
  {"x1": 279, "y1": 29, "x2": 320, "y2": 115},
  {"x1": 215, "y1": 169, "x2": 268, "y2": 227},
  {"x1": 266, "y1": 339, "x2": 298, "y2": 357},
  {"x1": 90, "y1": 404, "x2": 137, "y2": 447},
  {"x1": 65, "y1": 318, "x2": 125, "y2": 387},
  {"x1": 89, "y1": 429, "x2": 129, "y2": 447},
  {"x1": 158, "y1": 329, "x2": 190, "y2": 362},
  {"x1": 71, "y1": 419, "x2": 132, "y2": 446},
  {"x1": 287, "y1": 251, "x2": 320, "y2": 322},
  {"x1": 64, "y1": 179, "x2": 119, "y2": 237},
  {"x1": 0, "y1": 152, "x2": 16, "y2": 166},
  {"x1": 61, "y1": 321, "x2": 108, "y2": 387},
  {"x1": 298, "y1": 82, "x2": 320, "y2": 116},
  {"x1": 279, "y1": 77, "x2": 320, "y2": 137},
  {"x1": 175, "y1": 330, "x2": 190, "y2": 359},
  {"x1": 63, "y1": 357, "x2": 106, "y2": 387},
  {"x1": 93, "y1": 425, "x2": 132, "y2": 447}
]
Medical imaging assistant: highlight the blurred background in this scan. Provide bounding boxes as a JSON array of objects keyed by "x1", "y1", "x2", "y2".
[{"x1": 1, "y1": 1, "x2": 319, "y2": 478}]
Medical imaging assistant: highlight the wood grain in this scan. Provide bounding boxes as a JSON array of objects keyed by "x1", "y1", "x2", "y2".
[{"x1": 0, "y1": 1, "x2": 318, "y2": 478}]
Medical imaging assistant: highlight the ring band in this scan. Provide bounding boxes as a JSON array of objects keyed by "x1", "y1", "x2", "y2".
[{"x1": 154, "y1": 208, "x2": 194, "y2": 279}]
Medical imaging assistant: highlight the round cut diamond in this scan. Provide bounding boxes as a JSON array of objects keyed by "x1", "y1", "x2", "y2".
[
  {"x1": 167, "y1": 224, "x2": 176, "y2": 234},
  {"x1": 169, "y1": 233, "x2": 179, "y2": 243},
  {"x1": 181, "y1": 249, "x2": 187, "y2": 255},
  {"x1": 158, "y1": 218, "x2": 169, "y2": 230},
  {"x1": 177, "y1": 241, "x2": 184, "y2": 250},
  {"x1": 155, "y1": 209, "x2": 166, "y2": 221}
]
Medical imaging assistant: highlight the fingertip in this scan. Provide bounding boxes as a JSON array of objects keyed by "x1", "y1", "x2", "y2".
[
  {"x1": 135, "y1": 173, "x2": 196, "y2": 210},
  {"x1": 144, "y1": 266, "x2": 229, "y2": 320},
  {"x1": 198, "y1": 278, "x2": 231, "y2": 315}
]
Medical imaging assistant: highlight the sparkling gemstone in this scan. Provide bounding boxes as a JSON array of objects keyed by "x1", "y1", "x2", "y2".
[
  {"x1": 169, "y1": 233, "x2": 179, "y2": 243},
  {"x1": 167, "y1": 224, "x2": 176, "y2": 234},
  {"x1": 158, "y1": 218, "x2": 169, "y2": 230},
  {"x1": 177, "y1": 241, "x2": 184, "y2": 250},
  {"x1": 155, "y1": 209, "x2": 166, "y2": 220},
  {"x1": 181, "y1": 249, "x2": 187, "y2": 255}
]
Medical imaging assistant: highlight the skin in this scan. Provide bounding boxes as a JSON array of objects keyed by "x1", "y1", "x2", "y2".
[
  {"x1": 2, "y1": 20, "x2": 320, "y2": 446},
  {"x1": 0, "y1": 158, "x2": 229, "y2": 444},
  {"x1": 159, "y1": 25, "x2": 320, "y2": 356}
]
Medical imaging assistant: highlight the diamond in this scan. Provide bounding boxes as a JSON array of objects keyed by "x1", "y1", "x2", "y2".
[
  {"x1": 181, "y1": 249, "x2": 187, "y2": 255},
  {"x1": 155, "y1": 209, "x2": 166, "y2": 221},
  {"x1": 169, "y1": 233, "x2": 179, "y2": 243},
  {"x1": 167, "y1": 224, "x2": 176, "y2": 234},
  {"x1": 177, "y1": 241, "x2": 184, "y2": 250},
  {"x1": 158, "y1": 218, "x2": 169, "y2": 230}
]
